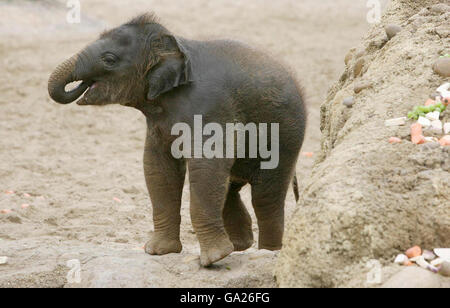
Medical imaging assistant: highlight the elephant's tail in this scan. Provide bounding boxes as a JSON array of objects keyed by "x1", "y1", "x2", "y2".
[{"x1": 293, "y1": 175, "x2": 299, "y2": 202}]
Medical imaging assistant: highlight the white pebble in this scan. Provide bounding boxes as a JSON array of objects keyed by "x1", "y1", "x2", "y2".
[
  {"x1": 424, "y1": 137, "x2": 438, "y2": 143},
  {"x1": 415, "y1": 256, "x2": 438, "y2": 272},
  {"x1": 434, "y1": 248, "x2": 450, "y2": 261},
  {"x1": 444, "y1": 123, "x2": 450, "y2": 134},
  {"x1": 394, "y1": 254, "x2": 408, "y2": 264},
  {"x1": 426, "y1": 111, "x2": 440, "y2": 121},
  {"x1": 418, "y1": 117, "x2": 431, "y2": 128},
  {"x1": 0, "y1": 256, "x2": 8, "y2": 265},
  {"x1": 437, "y1": 83, "x2": 450, "y2": 98},
  {"x1": 422, "y1": 250, "x2": 436, "y2": 261},
  {"x1": 385, "y1": 117, "x2": 407, "y2": 127},
  {"x1": 431, "y1": 258, "x2": 445, "y2": 267},
  {"x1": 440, "y1": 261, "x2": 450, "y2": 277},
  {"x1": 430, "y1": 120, "x2": 443, "y2": 134}
]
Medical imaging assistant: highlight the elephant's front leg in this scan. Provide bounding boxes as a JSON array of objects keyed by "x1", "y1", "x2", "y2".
[
  {"x1": 188, "y1": 159, "x2": 235, "y2": 267},
  {"x1": 143, "y1": 139, "x2": 185, "y2": 256}
]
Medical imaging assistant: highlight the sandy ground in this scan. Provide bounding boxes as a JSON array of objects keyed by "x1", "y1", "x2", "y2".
[{"x1": 0, "y1": 0, "x2": 387, "y2": 287}]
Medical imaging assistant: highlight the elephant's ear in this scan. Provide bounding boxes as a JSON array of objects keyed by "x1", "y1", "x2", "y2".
[{"x1": 146, "y1": 35, "x2": 193, "y2": 101}]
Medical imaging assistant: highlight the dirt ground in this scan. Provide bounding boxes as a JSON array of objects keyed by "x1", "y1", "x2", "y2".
[{"x1": 0, "y1": 0, "x2": 388, "y2": 287}]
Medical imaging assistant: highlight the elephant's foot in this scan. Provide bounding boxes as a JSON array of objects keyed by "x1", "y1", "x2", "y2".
[
  {"x1": 224, "y1": 215, "x2": 254, "y2": 251},
  {"x1": 223, "y1": 191, "x2": 254, "y2": 252},
  {"x1": 258, "y1": 243, "x2": 282, "y2": 251},
  {"x1": 231, "y1": 235, "x2": 254, "y2": 252},
  {"x1": 226, "y1": 225, "x2": 254, "y2": 252},
  {"x1": 144, "y1": 232, "x2": 182, "y2": 255},
  {"x1": 200, "y1": 235, "x2": 234, "y2": 267},
  {"x1": 258, "y1": 228, "x2": 283, "y2": 251}
]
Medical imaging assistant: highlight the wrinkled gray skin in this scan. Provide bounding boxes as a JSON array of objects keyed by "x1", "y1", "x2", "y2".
[{"x1": 48, "y1": 14, "x2": 306, "y2": 266}]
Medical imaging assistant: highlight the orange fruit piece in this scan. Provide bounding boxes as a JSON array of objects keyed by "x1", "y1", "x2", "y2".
[
  {"x1": 389, "y1": 137, "x2": 402, "y2": 144},
  {"x1": 439, "y1": 135, "x2": 450, "y2": 146},
  {"x1": 406, "y1": 246, "x2": 422, "y2": 259},
  {"x1": 403, "y1": 260, "x2": 414, "y2": 266},
  {"x1": 443, "y1": 97, "x2": 449, "y2": 106},
  {"x1": 411, "y1": 123, "x2": 425, "y2": 144},
  {"x1": 425, "y1": 99, "x2": 435, "y2": 106}
]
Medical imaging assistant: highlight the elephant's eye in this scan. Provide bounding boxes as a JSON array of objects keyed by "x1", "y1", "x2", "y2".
[{"x1": 102, "y1": 53, "x2": 118, "y2": 67}]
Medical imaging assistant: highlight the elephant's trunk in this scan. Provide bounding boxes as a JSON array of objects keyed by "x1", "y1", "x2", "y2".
[{"x1": 48, "y1": 53, "x2": 90, "y2": 104}]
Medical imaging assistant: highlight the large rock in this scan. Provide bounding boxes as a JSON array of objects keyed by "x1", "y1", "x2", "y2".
[
  {"x1": 276, "y1": 0, "x2": 450, "y2": 288},
  {"x1": 0, "y1": 239, "x2": 279, "y2": 288},
  {"x1": 382, "y1": 267, "x2": 450, "y2": 288}
]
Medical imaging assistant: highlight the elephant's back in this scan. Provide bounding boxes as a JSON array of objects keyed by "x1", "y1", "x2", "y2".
[
  {"x1": 185, "y1": 38, "x2": 306, "y2": 142},
  {"x1": 208, "y1": 40, "x2": 304, "y2": 122},
  {"x1": 191, "y1": 39, "x2": 303, "y2": 103}
]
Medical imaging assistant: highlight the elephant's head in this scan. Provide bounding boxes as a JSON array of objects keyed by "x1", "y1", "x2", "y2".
[{"x1": 48, "y1": 13, "x2": 192, "y2": 107}]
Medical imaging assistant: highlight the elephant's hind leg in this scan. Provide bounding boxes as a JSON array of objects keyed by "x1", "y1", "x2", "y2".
[
  {"x1": 223, "y1": 183, "x2": 254, "y2": 251},
  {"x1": 251, "y1": 169, "x2": 293, "y2": 251}
]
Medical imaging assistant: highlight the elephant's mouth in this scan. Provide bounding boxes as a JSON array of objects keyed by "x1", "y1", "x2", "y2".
[{"x1": 76, "y1": 81, "x2": 102, "y2": 106}]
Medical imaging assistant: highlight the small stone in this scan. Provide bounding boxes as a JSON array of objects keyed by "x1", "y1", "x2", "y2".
[
  {"x1": 437, "y1": 83, "x2": 450, "y2": 98},
  {"x1": 354, "y1": 81, "x2": 372, "y2": 94},
  {"x1": 385, "y1": 117, "x2": 407, "y2": 127},
  {"x1": 7, "y1": 215, "x2": 21, "y2": 224},
  {"x1": 426, "y1": 111, "x2": 440, "y2": 121},
  {"x1": 418, "y1": 8, "x2": 429, "y2": 16},
  {"x1": 433, "y1": 57, "x2": 450, "y2": 78},
  {"x1": 430, "y1": 93, "x2": 441, "y2": 100},
  {"x1": 430, "y1": 120, "x2": 443, "y2": 134},
  {"x1": 0, "y1": 256, "x2": 8, "y2": 265},
  {"x1": 343, "y1": 97, "x2": 354, "y2": 108},
  {"x1": 444, "y1": 123, "x2": 450, "y2": 134},
  {"x1": 424, "y1": 137, "x2": 439, "y2": 143},
  {"x1": 439, "y1": 261, "x2": 450, "y2": 277},
  {"x1": 394, "y1": 254, "x2": 408, "y2": 264},
  {"x1": 417, "y1": 117, "x2": 431, "y2": 128},
  {"x1": 409, "y1": 256, "x2": 421, "y2": 262},
  {"x1": 431, "y1": 258, "x2": 445, "y2": 267},
  {"x1": 385, "y1": 24, "x2": 402, "y2": 40},
  {"x1": 431, "y1": 3, "x2": 450, "y2": 14},
  {"x1": 422, "y1": 250, "x2": 436, "y2": 261},
  {"x1": 344, "y1": 49, "x2": 355, "y2": 66},
  {"x1": 415, "y1": 256, "x2": 438, "y2": 273},
  {"x1": 353, "y1": 58, "x2": 365, "y2": 77},
  {"x1": 422, "y1": 141, "x2": 440, "y2": 150},
  {"x1": 434, "y1": 248, "x2": 450, "y2": 261},
  {"x1": 436, "y1": 26, "x2": 450, "y2": 39}
]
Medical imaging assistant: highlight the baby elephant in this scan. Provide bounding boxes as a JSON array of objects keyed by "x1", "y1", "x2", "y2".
[{"x1": 48, "y1": 13, "x2": 306, "y2": 266}]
